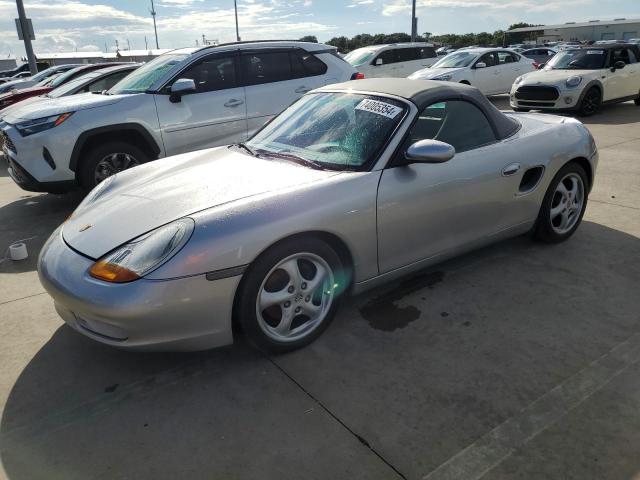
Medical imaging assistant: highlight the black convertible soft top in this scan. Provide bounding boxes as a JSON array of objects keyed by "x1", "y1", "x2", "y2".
[{"x1": 319, "y1": 78, "x2": 520, "y2": 140}]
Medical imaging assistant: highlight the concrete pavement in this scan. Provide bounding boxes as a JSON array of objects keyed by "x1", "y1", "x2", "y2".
[{"x1": 1, "y1": 98, "x2": 639, "y2": 479}]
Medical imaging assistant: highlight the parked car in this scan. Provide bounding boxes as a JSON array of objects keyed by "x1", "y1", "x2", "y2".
[
  {"x1": 37, "y1": 78, "x2": 598, "y2": 352},
  {"x1": 0, "y1": 61, "x2": 50, "y2": 79},
  {"x1": 0, "y1": 64, "x2": 81, "y2": 94},
  {"x1": 436, "y1": 46, "x2": 456, "y2": 56},
  {"x1": 627, "y1": 38, "x2": 640, "y2": 45},
  {"x1": 521, "y1": 47, "x2": 557, "y2": 68},
  {"x1": 1, "y1": 41, "x2": 358, "y2": 193},
  {"x1": 0, "y1": 71, "x2": 31, "y2": 84},
  {"x1": 511, "y1": 44, "x2": 640, "y2": 116},
  {"x1": 0, "y1": 63, "x2": 135, "y2": 111},
  {"x1": 408, "y1": 48, "x2": 537, "y2": 95},
  {"x1": 344, "y1": 43, "x2": 438, "y2": 77}
]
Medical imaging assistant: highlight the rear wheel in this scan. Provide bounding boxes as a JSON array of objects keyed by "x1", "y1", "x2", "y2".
[
  {"x1": 79, "y1": 141, "x2": 149, "y2": 190},
  {"x1": 534, "y1": 162, "x2": 588, "y2": 243},
  {"x1": 578, "y1": 87, "x2": 601, "y2": 116},
  {"x1": 459, "y1": 80, "x2": 470, "y2": 85},
  {"x1": 236, "y1": 237, "x2": 345, "y2": 353},
  {"x1": 634, "y1": 97, "x2": 640, "y2": 106}
]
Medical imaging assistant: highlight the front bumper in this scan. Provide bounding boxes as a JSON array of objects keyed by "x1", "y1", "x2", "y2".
[
  {"x1": 510, "y1": 84, "x2": 581, "y2": 111},
  {"x1": 38, "y1": 227, "x2": 240, "y2": 351}
]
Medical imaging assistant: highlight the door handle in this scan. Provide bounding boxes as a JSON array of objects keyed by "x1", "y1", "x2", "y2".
[
  {"x1": 224, "y1": 98, "x2": 244, "y2": 107},
  {"x1": 295, "y1": 86, "x2": 311, "y2": 94},
  {"x1": 502, "y1": 162, "x2": 521, "y2": 176}
]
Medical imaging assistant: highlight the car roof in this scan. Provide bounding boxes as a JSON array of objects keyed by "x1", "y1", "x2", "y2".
[
  {"x1": 318, "y1": 78, "x2": 519, "y2": 140},
  {"x1": 583, "y1": 43, "x2": 636, "y2": 50},
  {"x1": 192, "y1": 40, "x2": 337, "y2": 54}
]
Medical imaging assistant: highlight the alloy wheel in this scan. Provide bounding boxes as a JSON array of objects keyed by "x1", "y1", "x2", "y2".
[
  {"x1": 255, "y1": 253, "x2": 335, "y2": 342},
  {"x1": 94, "y1": 152, "x2": 140, "y2": 185},
  {"x1": 549, "y1": 172, "x2": 585, "y2": 235}
]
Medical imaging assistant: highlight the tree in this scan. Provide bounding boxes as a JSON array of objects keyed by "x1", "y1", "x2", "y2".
[{"x1": 298, "y1": 35, "x2": 318, "y2": 43}]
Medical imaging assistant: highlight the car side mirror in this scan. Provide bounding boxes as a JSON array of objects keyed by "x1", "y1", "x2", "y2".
[
  {"x1": 169, "y1": 78, "x2": 196, "y2": 103},
  {"x1": 403, "y1": 139, "x2": 456, "y2": 164},
  {"x1": 475, "y1": 62, "x2": 487, "y2": 69},
  {"x1": 375, "y1": 58, "x2": 383, "y2": 66},
  {"x1": 611, "y1": 61, "x2": 626, "y2": 71}
]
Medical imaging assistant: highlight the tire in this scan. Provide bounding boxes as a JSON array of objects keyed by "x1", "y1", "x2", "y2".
[
  {"x1": 533, "y1": 162, "x2": 589, "y2": 243},
  {"x1": 79, "y1": 141, "x2": 149, "y2": 190},
  {"x1": 578, "y1": 87, "x2": 601, "y2": 117},
  {"x1": 634, "y1": 98, "x2": 640, "y2": 106},
  {"x1": 236, "y1": 237, "x2": 345, "y2": 353},
  {"x1": 459, "y1": 80, "x2": 470, "y2": 85},
  {"x1": 513, "y1": 107, "x2": 531, "y2": 112}
]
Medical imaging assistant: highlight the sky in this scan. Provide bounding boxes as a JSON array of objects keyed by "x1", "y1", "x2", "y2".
[{"x1": 0, "y1": 0, "x2": 638, "y2": 57}]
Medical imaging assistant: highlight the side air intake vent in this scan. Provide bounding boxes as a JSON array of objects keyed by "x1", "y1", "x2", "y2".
[{"x1": 519, "y1": 166, "x2": 544, "y2": 194}]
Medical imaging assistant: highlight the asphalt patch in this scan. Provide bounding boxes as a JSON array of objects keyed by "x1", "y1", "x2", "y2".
[{"x1": 360, "y1": 271, "x2": 444, "y2": 332}]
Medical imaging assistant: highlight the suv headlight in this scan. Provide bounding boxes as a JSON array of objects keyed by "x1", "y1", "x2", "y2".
[
  {"x1": 565, "y1": 76, "x2": 582, "y2": 88},
  {"x1": 514, "y1": 75, "x2": 524, "y2": 85},
  {"x1": 14, "y1": 112, "x2": 73, "y2": 137},
  {"x1": 433, "y1": 74, "x2": 452, "y2": 81},
  {"x1": 89, "y1": 218, "x2": 195, "y2": 283}
]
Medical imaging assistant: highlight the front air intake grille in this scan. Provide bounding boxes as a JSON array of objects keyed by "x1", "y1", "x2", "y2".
[{"x1": 515, "y1": 86, "x2": 560, "y2": 101}]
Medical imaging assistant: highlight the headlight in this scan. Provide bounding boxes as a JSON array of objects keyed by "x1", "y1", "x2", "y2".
[
  {"x1": 89, "y1": 218, "x2": 195, "y2": 283},
  {"x1": 565, "y1": 76, "x2": 582, "y2": 88},
  {"x1": 433, "y1": 74, "x2": 452, "y2": 81},
  {"x1": 514, "y1": 76, "x2": 524, "y2": 85},
  {"x1": 14, "y1": 112, "x2": 73, "y2": 137}
]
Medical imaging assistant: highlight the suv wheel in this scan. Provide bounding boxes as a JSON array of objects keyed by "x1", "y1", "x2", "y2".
[
  {"x1": 79, "y1": 141, "x2": 149, "y2": 190},
  {"x1": 634, "y1": 97, "x2": 640, "y2": 106}
]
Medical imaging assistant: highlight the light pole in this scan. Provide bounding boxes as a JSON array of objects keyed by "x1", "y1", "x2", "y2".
[
  {"x1": 234, "y1": 0, "x2": 240, "y2": 41},
  {"x1": 15, "y1": 0, "x2": 37, "y2": 74},
  {"x1": 410, "y1": 0, "x2": 417, "y2": 42},
  {"x1": 150, "y1": 0, "x2": 159, "y2": 49}
]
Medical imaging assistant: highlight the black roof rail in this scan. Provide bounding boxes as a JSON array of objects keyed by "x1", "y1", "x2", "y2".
[{"x1": 198, "y1": 39, "x2": 331, "y2": 52}]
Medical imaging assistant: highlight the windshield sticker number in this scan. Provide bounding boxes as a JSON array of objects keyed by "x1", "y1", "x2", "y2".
[
  {"x1": 586, "y1": 50, "x2": 605, "y2": 55},
  {"x1": 356, "y1": 99, "x2": 403, "y2": 119}
]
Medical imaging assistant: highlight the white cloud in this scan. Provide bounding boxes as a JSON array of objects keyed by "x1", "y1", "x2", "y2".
[{"x1": 382, "y1": 0, "x2": 592, "y2": 16}]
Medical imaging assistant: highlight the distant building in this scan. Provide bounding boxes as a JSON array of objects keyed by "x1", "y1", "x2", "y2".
[
  {"x1": 0, "y1": 55, "x2": 18, "y2": 71},
  {"x1": 32, "y1": 48, "x2": 173, "y2": 66},
  {"x1": 509, "y1": 18, "x2": 640, "y2": 43}
]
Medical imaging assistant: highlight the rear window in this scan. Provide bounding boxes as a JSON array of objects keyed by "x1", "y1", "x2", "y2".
[{"x1": 290, "y1": 50, "x2": 327, "y2": 78}]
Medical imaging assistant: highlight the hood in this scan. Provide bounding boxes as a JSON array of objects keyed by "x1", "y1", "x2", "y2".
[
  {"x1": 63, "y1": 147, "x2": 342, "y2": 259},
  {"x1": 0, "y1": 86, "x2": 50, "y2": 103},
  {"x1": 409, "y1": 67, "x2": 465, "y2": 79},
  {"x1": 2, "y1": 92, "x2": 123, "y2": 123},
  {"x1": 518, "y1": 68, "x2": 594, "y2": 85}
]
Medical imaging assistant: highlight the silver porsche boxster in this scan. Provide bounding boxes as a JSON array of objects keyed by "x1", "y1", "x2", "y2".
[{"x1": 38, "y1": 79, "x2": 598, "y2": 352}]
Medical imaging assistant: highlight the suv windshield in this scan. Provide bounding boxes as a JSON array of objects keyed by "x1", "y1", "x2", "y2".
[
  {"x1": 108, "y1": 54, "x2": 187, "y2": 94},
  {"x1": 546, "y1": 49, "x2": 606, "y2": 70},
  {"x1": 246, "y1": 92, "x2": 407, "y2": 171},
  {"x1": 432, "y1": 51, "x2": 477, "y2": 68},
  {"x1": 344, "y1": 48, "x2": 376, "y2": 67}
]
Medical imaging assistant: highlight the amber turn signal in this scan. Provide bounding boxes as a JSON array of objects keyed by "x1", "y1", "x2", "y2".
[{"x1": 89, "y1": 260, "x2": 140, "y2": 283}]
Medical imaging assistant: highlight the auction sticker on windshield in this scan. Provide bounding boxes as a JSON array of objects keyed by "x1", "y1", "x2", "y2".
[
  {"x1": 587, "y1": 50, "x2": 604, "y2": 54},
  {"x1": 356, "y1": 99, "x2": 403, "y2": 119}
]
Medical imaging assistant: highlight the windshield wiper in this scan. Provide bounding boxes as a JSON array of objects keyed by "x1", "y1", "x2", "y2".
[
  {"x1": 256, "y1": 149, "x2": 327, "y2": 170},
  {"x1": 230, "y1": 142, "x2": 259, "y2": 157}
]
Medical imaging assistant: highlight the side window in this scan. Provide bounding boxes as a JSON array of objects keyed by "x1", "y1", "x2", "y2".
[
  {"x1": 400, "y1": 100, "x2": 496, "y2": 155},
  {"x1": 396, "y1": 48, "x2": 419, "y2": 62},
  {"x1": 547, "y1": 49, "x2": 556, "y2": 56},
  {"x1": 375, "y1": 49, "x2": 396, "y2": 65},
  {"x1": 86, "y1": 71, "x2": 130, "y2": 92},
  {"x1": 477, "y1": 52, "x2": 497, "y2": 67},
  {"x1": 626, "y1": 48, "x2": 638, "y2": 64},
  {"x1": 290, "y1": 50, "x2": 327, "y2": 78},
  {"x1": 241, "y1": 51, "x2": 291, "y2": 86},
  {"x1": 611, "y1": 48, "x2": 630, "y2": 65},
  {"x1": 498, "y1": 52, "x2": 518, "y2": 64},
  {"x1": 177, "y1": 55, "x2": 237, "y2": 92}
]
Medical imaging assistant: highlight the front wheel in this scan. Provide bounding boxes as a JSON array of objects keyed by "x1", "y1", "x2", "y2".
[
  {"x1": 236, "y1": 238, "x2": 345, "y2": 353},
  {"x1": 534, "y1": 162, "x2": 588, "y2": 243},
  {"x1": 578, "y1": 87, "x2": 601, "y2": 116},
  {"x1": 79, "y1": 141, "x2": 149, "y2": 190},
  {"x1": 634, "y1": 98, "x2": 640, "y2": 106}
]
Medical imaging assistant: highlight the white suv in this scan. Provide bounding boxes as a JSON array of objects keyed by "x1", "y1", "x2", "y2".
[
  {"x1": 0, "y1": 41, "x2": 357, "y2": 193},
  {"x1": 344, "y1": 43, "x2": 438, "y2": 78},
  {"x1": 511, "y1": 44, "x2": 640, "y2": 116},
  {"x1": 409, "y1": 48, "x2": 536, "y2": 95}
]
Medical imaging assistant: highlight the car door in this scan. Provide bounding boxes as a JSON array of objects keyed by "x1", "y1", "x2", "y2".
[
  {"x1": 497, "y1": 51, "x2": 524, "y2": 92},
  {"x1": 471, "y1": 52, "x2": 500, "y2": 94},
  {"x1": 242, "y1": 48, "x2": 327, "y2": 138},
  {"x1": 154, "y1": 52, "x2": 247, "y2": 156},
  {"x1": 603, "y1": 48, "x2": 631, "y2": 100},
  {"x1": 623, "y1": 47, "x2": 640, "y2": 96},
  {"x1": 377, "y1": 100, "x2": 527, "y2": 273},
  {"x1": 369, "y1": 49, "x2": 399, "y2": 78}
]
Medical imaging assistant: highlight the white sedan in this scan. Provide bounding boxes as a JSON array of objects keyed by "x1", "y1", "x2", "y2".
[{"x1": 409, "y1": 48, "x2": 536, "y2": 95}]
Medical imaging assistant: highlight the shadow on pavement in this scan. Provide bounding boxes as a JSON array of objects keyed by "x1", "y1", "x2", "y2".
[
  {"x1": 0, "y1": 192, "x2": 82, "y2": 274},
  {"x1": 1, "y1": 221, "x2": 639, "y2": 479}
]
